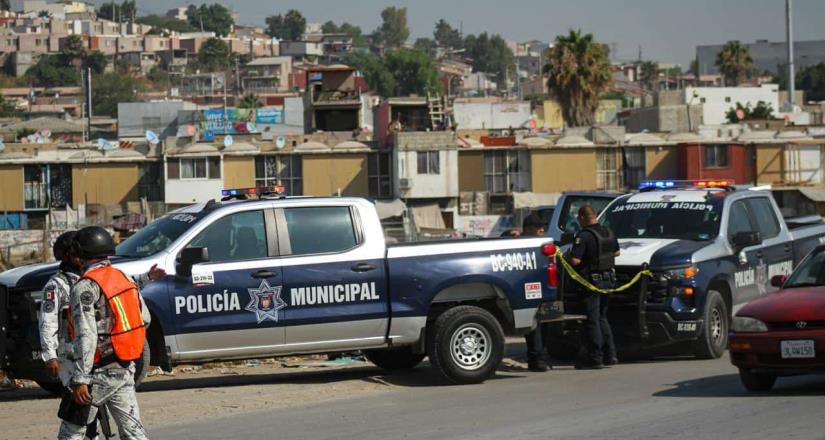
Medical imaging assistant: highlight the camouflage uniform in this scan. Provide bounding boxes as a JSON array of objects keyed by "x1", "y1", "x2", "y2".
[
  {"x1": 38, "y1": 268, "x2": 80, "y2": 387},
  {"x1": 58, "y1": 261, "x2": 151, "y2": 440}
]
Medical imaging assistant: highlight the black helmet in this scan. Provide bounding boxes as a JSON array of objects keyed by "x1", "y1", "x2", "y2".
[
  {"x1": 72, "y1": 226, "x2": 116, "y2": 260},
  {"x1": 53, "y1": 230, "x2": 77, "y2": 261}
]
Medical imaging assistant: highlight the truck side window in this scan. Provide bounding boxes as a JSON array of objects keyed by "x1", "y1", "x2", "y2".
[
  {"x1": 727, "y1": 201, "x2": 754, "y2": 239},
  {"x1": 558, "y1": 196, "x2": 614, "y2": 234},
  {"x1": 746, "y1": 197, "x2": 781, "y2": 239},
  {"x1": 284, "y1": 206, "x2": 358, "y2": 255},
  {"x1": 189, "y1": 210, "x2": 267, "y2": 262}
]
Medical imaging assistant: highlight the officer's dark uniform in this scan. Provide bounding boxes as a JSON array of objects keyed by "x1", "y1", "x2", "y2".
[{"x1": 570, "y1": 223, "x2": 619, "y2": 367}]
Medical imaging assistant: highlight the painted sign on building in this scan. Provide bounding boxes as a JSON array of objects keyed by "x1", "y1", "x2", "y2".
[{"x1": 198, "y1": 107, "x2": 284, "y2": 141}]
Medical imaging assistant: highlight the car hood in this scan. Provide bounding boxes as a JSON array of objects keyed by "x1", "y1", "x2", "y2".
[
  {"x1": 0, "y1": 256, "x2": 146, "y2": 291},
  {"x1": 616, "y1": 239, "x2": 710, "y2": 268},
  {"x1": 738, "y1": 286, "x2": 825, "y2": 322}
]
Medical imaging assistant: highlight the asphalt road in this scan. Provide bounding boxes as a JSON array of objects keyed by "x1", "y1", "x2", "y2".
[{"x1": 153, "y1": 352, "x2": 825, "y2": 440}]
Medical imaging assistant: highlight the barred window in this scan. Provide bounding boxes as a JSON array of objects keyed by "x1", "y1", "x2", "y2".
[
  {"x1": 255, "y1": 155, "x2": 303, "y2": 196},
  {"x1": 483, "y1": 150, "x2": 531, "y2": 193}
]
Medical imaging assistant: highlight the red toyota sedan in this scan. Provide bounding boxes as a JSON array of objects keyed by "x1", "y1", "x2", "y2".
[{"x1": 729, "y1": 245, "x2": 825, "y2": 391}]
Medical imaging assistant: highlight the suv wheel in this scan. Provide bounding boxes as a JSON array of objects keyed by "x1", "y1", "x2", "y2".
[
  {"x1": 692, "y1": 290, "x2": 728, "y2": 359},
  {"x1": 426, "y1": 305, "x2": 504, "y2": 384}
]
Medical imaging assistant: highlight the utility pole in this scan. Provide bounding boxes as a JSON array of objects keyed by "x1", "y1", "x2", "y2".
[
  {"x1": 83, "y1": 67, "x2": 92, "y2": 141},
  {"x1": 786, "y1": 0, "x2": 796, "y2": 111},
  {"x1": 235, "y1": 56, "x2": 240, "y2": 94}
]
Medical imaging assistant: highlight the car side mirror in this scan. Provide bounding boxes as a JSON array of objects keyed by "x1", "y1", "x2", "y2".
[
  {"x1": 770, "y1": 275, "x2": 787, "y2": 288},
  {"x1": 731, "y1": 231, "x2": 762, "y2": 250},
  {"x1": 560, "y1": 232, "x2": 574, "y2": 246},
  {"x1": 176, "y1": 247, "x2": 209, "y2": 277}
]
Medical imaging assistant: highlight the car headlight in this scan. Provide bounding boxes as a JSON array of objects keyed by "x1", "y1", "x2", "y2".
[
  {"x1": 664, "y1": 265, "x2": 699, "y2": 281},
  {"x1": 732, "y1": 316, "x2": 768, "y2": 333}
]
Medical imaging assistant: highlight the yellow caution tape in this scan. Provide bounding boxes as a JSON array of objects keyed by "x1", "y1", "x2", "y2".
[{"x1": 554, "y1": 249, "x2": 653, "y2": 295}]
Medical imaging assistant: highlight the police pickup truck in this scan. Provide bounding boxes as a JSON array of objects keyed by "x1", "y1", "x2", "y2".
[
  {"x1": 0, "y1": 188, "x2": 559, "y2": 390},
  {"x1": 551, "y1": 180, "x2": 825, "y2": 359}
]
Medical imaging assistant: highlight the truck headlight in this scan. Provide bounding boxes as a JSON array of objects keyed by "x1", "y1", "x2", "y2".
[
  {"x1": 732, "y1": 316, "x2": 768, "y2": 333},
  {"x1": 664, "y1": 265, "x2": 699, "y2": 280}
]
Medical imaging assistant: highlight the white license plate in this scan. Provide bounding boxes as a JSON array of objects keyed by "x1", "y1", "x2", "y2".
[{"x1": 780, "y1": 340, "x2": 816, "y2": 359}]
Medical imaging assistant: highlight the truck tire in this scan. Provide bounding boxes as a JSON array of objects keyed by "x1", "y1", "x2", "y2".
[
  {"x1": 692, "y1": 290, "x2": 728, "y2": 359},
  {"x1": 134, "y1": 339, "x2": 151, "y2": 390},
  {"x1": 426, "y1": 305, "x2": 504, "y2": 384},
  {"x1": 364, "y1": 347, "x2": 426, "y2": 371},
  {"x1": 739, "y1": 368, "x2": 776, "y2": 392}
]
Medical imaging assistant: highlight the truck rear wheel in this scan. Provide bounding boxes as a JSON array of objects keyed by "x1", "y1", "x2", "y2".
[
  {"x1": 693, "y1": 290, "x2": 728, "y2": 359},
  {"x1": 364, "y1": 346, "x2": 425, "y2": 371},
  {"x1": 426, "y1": 305, "x2": 504, "y2": 384}
]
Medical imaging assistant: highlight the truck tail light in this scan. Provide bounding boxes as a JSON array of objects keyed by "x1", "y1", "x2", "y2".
[{"x1": 542, "y1": 243, "x2": 558, "y2": 288}]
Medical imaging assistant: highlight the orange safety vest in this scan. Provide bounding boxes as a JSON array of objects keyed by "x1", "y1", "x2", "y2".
[{"x1": 69, "y1": 265, "x2": 146, "y2": 363}]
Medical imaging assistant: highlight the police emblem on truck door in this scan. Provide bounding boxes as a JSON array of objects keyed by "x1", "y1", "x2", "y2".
[{"x1": 245, "y1": 280, "x2": 287, "y2": 324}]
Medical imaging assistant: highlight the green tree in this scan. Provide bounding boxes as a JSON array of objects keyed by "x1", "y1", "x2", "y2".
[
  {"x1": 796, "y1": 61, "x2": 825, "y2": 102},
  {"x1": 25, "y1": 56, "x2": 79, "y2": 87},
  {"x1": 374, "y1": 6, "x2": 409, "y2": 48},
  {"x1": 544, "y1": 29, "x2": 613, "y2": 127},
  {"x1": 716, "y1": 40, "x2": 753, "y2": 86},
  {"x1": 92, "y1": 72, "x2": 143, "y2": 117},
  {"x1": 238, "y1": 93, "x2": 262, "y2": 109},
  {"x1": 344, "y1": 51, "x2": 395, "y2": 97},
  {"x1": 98, "y1": 1, "x2": 135, "y2": 23},
  {"x1": 434, "y1": 19, "x2": 462, "y2": 49},
  {"x1": 137, "y1": 14, "x2": 197, "y2": 34},
  {"x1": 60, "y1": 35, "x2": 86, "y2": 64},
  {"x1": 265, "y1": 9, "x2": 306, "y2": 41},
  {"x1": 187, "y1": 3, "x2": 234, "y2": 37},
  {"x1": 414, "y1": 38, "x2": 437, "y2": 57},
  {"x1": 322, "y1": 21, "x2": 368, "y2": 47},
  {"x1": 198, "y1": 38, "x2": 230, "y2": 71},
  {"x1": 725, "y1": 100, "x2": 774, "y2": 123},
  {"x1": 344, "y1": 49, "x2": 438, "y2": 97},
  {"x1": 38, "y1": 10, "x2": 49, "y2": 18},
  {"x1": 82, "y1": 51, "x2": 108, "y2": 74},
  {"x1": 638, "y1": 60, "x2": 658, "y2": 91},
  {"x1": 0, "y1": 94, "x2": 20, "y2": 117},
  {"x1": 464, "y1": 32, "x2": 514, "y2": 89}
]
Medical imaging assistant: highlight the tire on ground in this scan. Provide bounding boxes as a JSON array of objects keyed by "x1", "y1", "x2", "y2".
[
  {"x1": 364, "y1": 346, "x2": 426, "y2": 371},
  {"x1": 738, "y1": 368, "x2": 777, "y2": 392},
  {"x1": 134, "y1": 339, "x2": 151, "y2": 391},
  {"x1": 426, "y1": 305, "x2": 504, "y2": 384},
  {"x1": 692, "y1": 289, "x2": 728, "y2": 359}
]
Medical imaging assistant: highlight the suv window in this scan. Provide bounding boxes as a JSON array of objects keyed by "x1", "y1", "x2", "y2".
[
  {"x1": 558, "y1": 196, "x2": 615, "y2": 234},
  {"x1": 284, "y1": 206, "x2": 358, "y2": 255},
  {"x1": 746, "y1": 197, "x2": 781, "y2": 239},
  {"x1": 727, "y1": 200, "x2": 754, "y2": 238},
  {"x1": 189, "y1": 210, "x2": 267, "y2": 262}
]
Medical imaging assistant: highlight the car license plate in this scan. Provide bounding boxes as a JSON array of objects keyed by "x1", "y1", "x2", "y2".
[{"x1": 780, "y1": 340, "x2": 815, "y2": 359}]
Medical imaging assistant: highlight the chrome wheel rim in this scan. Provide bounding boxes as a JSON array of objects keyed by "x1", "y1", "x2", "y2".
[
  {"x1": 710, "y1": 307, "x2": 724, "y2": 346},
  {"x1": 450, "y1": 324, "x2": 492, "y2": 371}
]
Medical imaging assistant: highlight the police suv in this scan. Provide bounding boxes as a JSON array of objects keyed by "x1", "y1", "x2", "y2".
[
  {"x1": 0, "y1": 187, "x2": 559, "y2": 390},
  {"x1": 552, "y1": 180, "x2": 825, "y2": 359}
]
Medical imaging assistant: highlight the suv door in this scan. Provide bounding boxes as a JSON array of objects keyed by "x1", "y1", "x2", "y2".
[
  {"x1": 745, "y1": 196, "x2": 793, "y2": 295},
  {"x1": 277, "y1": 204, "x2": 389, "y2": 352},
  {"x1": 171, "y1": 208, "x2": 285, "y2": 360},
  {"x1": 726, "y1": 199, "x2": 764, "y2": 303}
]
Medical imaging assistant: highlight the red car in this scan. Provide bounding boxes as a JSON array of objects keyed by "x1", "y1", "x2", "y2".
[{"x1": 729, "y1": 244, "x2": 825, "y2": 391}]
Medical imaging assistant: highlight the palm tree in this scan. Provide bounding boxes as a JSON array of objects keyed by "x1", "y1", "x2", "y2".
[
  {"x1": 715, "y1": 40, "x2": 753, "y2": 86},
  {"x1": 544, "y1": 29, "x2": 613, "y2": 127},
  {"x1": 638, "y1": 61, "x2": 659, "y2": 91},
  {"x1": 238, "y1": 93, "x2": 262, "y2": 109}
]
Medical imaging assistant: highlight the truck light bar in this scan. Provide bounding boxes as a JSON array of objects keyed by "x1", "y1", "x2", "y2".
[
  {"x1": 221, "y1": 185, "x2": 286, "y2": 199},
  {"x1": 639, "y1": 179, "x2": 735, "y2": 190}
]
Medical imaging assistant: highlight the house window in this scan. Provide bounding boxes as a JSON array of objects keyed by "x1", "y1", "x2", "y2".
[
  {"x1": 597, "y1": 148, "x2": 621, "y2": 191},
  {"x1": 168, "y1": 157, "x2": 220, "y2": 180},
  {"x1": 416, "y1": 151, "x2": 440, "y2": 175},
  {"x1": 255, "y1": 155, "x2": 302, "y2": 196},
  {"x1": 138, "y1": 163, "x2": 163, "y2": 201},
  {"x1": 368, "y1": 152, "x2": 392, "y2": 198},
  {"x1": 483, "y1": 150, "x2": 531, "y2": 193},
  {"x1": 703, "y1": 144, "x2": 729, "y2": 168},
  {"x1": 23, "y1": 164, "x2": 72, "y2": 210}
]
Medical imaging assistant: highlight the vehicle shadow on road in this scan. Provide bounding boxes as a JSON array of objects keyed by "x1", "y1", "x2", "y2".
[{"x1": 653, "y1": 373, "x2": 825, "y2": 398}]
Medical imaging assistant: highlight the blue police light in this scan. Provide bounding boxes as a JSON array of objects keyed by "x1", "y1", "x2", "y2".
[{"x1": 639, "y1": 180, "x2": 676, "y2": 190}]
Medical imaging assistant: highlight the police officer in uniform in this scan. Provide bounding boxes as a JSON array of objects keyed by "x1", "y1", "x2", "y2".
[
  {"x1": 521, "y1": 213, "x2": 550, "y2": 372},
  {"x1": 59, "y1": 227, "x2": 151, "y2": 440},
  {"x1": 569, "y1": 205, "x2": 620, "y2": 370}
]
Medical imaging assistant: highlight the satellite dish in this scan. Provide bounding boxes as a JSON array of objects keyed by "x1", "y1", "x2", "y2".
[
  {"x1": 246, "y1": 122, "x2": 257, "y2": 133},
  {"x1": 96, "y1": 138, "x2": 117, "y2": 151},
  {"x1": 275, "y1": 136, "x2": 286, "y2": 149},
  {"x1": 145, "y1": 130, "x2": 160, "y2": 145},
  {"x1": 36, "y1": 136, "x2": 45, "y2": 144},
  {"x1": 0, "y1": 140, "x2": 5, "y2": 152},
  {"x1": 41, "y1": 129, "x2": 51, "y2": 138},
  {"x1": 223, "y1": 135, "x2": 234, "y2": 148}
]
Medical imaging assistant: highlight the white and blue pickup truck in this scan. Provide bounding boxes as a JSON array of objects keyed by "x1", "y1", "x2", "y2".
[
  {"x1": 549, "y1": 180, "x2": 825, "y2": 360},
  {"x1": 0, "y1": 190, "x2": 559, "y2": 390}
]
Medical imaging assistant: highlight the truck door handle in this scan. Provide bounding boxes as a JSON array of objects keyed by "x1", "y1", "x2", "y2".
[
  {"x1": 351, "y1": 263, "x2": 376, "y2": 272},
  {"x1": 784, "y1": 244, "x2": 793, "y2": 252},
  {"x1": 251, "y1": 270, "x2": 277, "y2": 279}
]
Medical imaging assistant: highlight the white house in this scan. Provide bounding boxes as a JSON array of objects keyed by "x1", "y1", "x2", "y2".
[{"x1": 685, "y1": 84, "x2": 780, "y2": 125}]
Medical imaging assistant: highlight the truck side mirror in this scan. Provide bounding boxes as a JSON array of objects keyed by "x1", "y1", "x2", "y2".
[
  {"x1": 559, "y1": 232, "x2": 574, "y2": 246},
  {"x1": 770, "y1": 275, "x2": 787, "y2": 288},
  {"x1": 731, "y1": 231, "x2": 762, "y2": 250},
  {"x1": 176, "y1": 247, "x2": 209, "y2": 277}
]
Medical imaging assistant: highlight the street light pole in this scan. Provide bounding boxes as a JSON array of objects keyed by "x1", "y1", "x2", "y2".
[{"x1": 786, "y1": 0, "x2": 796, "y2": 111}]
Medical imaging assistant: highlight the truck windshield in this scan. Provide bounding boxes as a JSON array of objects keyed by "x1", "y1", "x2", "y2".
[
  {"x1": 784, "y1": 249, "x2": 825, "y2": 288},
  {"x1": 602, "y1": 198, "x2": 723, "y2": 241},
  {"x1": 115, "y1": 212, "x2": 206, "y2": 258}
]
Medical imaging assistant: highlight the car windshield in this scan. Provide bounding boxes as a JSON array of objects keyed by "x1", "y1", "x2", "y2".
[
  {"x1": 602, "y1": 197, "x2": 723, "y2": 241},
  {"x1": 115, "y1": 212, "x2": 207, "y2": 258},
  {"x1": 784, "y1": 249, "x2": 825, "y2": 288}
]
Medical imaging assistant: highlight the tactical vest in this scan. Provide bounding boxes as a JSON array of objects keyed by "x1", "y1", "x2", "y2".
[
  {"x1": 71, "y1": 265, "x2": 146, "y2": 363},
  {"x1": 582, "y1": 225, "x2": 616, "y2": 273}
]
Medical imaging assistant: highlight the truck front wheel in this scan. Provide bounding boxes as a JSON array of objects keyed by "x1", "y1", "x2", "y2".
[
  {"x1": 692, "y1": 290, "x2": 728, "y2": 359},
  {"x1": 426, "y1": 305, "x2": 504, "y2": 384},
  {"x1": 364, "y1": 346, "x2": 425, "y2": 371}
]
